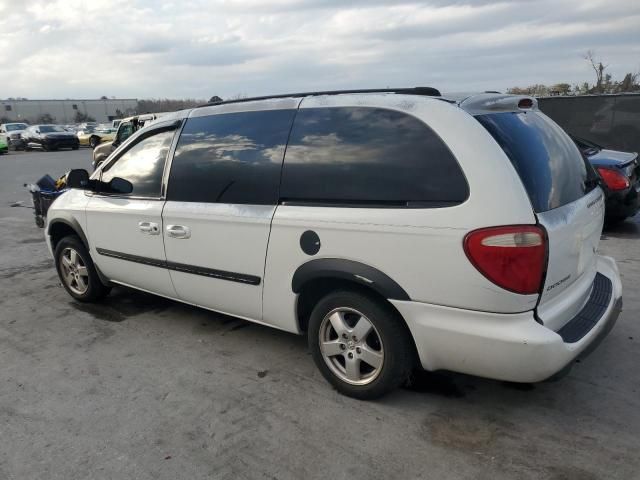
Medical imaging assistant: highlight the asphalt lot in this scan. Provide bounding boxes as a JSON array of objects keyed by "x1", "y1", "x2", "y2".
[{"x1": 1, "y1": 149, "x2": 639, "y2": 480}]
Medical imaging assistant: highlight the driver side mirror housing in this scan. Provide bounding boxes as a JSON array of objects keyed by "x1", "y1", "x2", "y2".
[
  {"x1": 107, "y1": 177, "x2": 133, "y2": 194},
  {"x1": 66, "y1": 169, "x2": 91, "y2": 189}
]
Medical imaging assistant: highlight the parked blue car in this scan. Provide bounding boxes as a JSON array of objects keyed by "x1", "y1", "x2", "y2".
[{"x1": 572, "y1": 135, "x2": 639, "y2": 223}]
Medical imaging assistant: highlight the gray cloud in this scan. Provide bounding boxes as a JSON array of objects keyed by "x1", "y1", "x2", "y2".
[{"x1": 0, "y1": 0, "x2": 637, "y2": 99}]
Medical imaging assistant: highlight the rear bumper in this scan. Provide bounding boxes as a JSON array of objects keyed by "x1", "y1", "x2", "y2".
[{"x1": 391, "y1": 255, "x2": 623, "y2": 383}]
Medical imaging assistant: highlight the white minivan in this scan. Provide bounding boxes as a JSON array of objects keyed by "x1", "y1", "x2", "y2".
[{"x1": 46, "y1": 88, "x2": 623, "y2": 399}]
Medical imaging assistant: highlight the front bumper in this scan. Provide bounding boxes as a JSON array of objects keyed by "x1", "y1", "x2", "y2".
[
  {"x1": 391, "y1": 255, "x2": 623, "y2": 383},
  {"x1": 8, "y1": 137, "x2": 25, "y2": 149},
  {"x1": 44, "y1": 139, "x2": 79, "y2": 149}
]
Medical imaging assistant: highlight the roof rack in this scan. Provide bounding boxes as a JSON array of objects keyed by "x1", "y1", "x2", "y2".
[{"x1": 203, "y1": 87, "x2": 441, "y2": 107}]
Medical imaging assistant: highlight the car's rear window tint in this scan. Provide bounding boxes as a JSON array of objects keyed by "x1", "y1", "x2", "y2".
[{"x1": 476, "y1": 111, "x2": 588, "y2": 212}]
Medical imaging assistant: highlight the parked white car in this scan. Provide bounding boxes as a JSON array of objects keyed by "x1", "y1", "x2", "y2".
[
  {"x1": 0, "y1": 122, "x2": 29, "y2": 150},
  {"x1": 45, "y1": 89, "x2": 623, "y2": 399}
]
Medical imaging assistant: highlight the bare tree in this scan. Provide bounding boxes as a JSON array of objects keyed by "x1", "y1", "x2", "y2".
[{"x1": 584, "y1": 50, "x2": 608, "y2": 93}]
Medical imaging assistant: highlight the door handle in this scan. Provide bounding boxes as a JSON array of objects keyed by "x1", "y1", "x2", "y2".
[
  {"x1": 166, "y1": 224, "x2": 191, "y2": 239},
  {"x1": 138, "y1": 221, "x2": 160, "y2": 235}
]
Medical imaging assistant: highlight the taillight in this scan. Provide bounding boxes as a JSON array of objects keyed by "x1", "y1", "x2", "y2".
[
  {"x1": 597, "y1": 167, "x2": 629, "y2": 191},
  {"x1": 464, "y1": 225, "x2": 547, "y2": 295}
]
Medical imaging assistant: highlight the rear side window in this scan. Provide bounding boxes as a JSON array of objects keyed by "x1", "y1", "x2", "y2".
[
  {"x1": 280, "y1": 107, "x2": 468, "y2": 207},
  {"x1": 476, "y1": 112, "x2": 588, "y2": 212},
  {"x1": 167, "y1": 109, "x2": 296, "y2": 205}
]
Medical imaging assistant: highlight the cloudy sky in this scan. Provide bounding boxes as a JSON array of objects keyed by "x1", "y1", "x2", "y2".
[{"x1": 0, "y1": 0, "x2": 638, "y2": 100}]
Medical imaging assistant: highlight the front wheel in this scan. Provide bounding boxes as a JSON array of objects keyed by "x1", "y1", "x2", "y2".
[
  {"x1": 308, "y1": 290, "x2": 414, "y2": 399},
  {"x1": 54, "y1": 235, "x2": 111, "y2": 302}
]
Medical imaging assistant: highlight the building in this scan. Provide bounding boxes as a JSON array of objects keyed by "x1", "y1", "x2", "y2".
[{"x1": 0, "y1": 98, "x2": 138, "y2": 124}]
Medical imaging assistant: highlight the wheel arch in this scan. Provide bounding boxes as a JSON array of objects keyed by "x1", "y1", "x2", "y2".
[
  {"x1": 48, "y1": 217, "x2": 89, "y2": 251},
  {"x1": 292, "y1": 258, "x2": 411, "y2": 331}
]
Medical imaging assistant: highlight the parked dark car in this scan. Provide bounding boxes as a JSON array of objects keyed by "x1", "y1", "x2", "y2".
[
  {"x1": 572, "y1": 135, "x2": 639, "y2": 223},
  {"x1": 23, "y1": 125, "x2": 80, "y2": 151}
]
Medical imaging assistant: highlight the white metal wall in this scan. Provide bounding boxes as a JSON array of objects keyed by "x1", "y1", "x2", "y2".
[{"x1": 0, "y1": 99, "x2": 138, "y2": 124}]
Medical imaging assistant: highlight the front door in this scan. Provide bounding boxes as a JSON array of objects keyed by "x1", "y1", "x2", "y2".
[
  {"x1": 161, "y1": 102, "x2": 298, "y2": 321},
  {"x1": 86, "y1": 124, "x2": 179, "y2": 298}
]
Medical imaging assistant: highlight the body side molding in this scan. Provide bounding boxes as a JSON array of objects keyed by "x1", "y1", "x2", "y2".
[
  {"x1": 291, "y1": 258, "x2": 410, "y2": 301},
  {"x1": 95, "y1": 248, "x2": 261, "y2": 286}
]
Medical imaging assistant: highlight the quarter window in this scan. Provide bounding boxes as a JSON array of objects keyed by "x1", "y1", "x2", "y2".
[
  {"x1": 280, "y1": 107, "x2": 468, "y2": 206},
  {"x1": 476, "y1": 112, "x2": 589, "y2": 212},
  {"x1": 167, "y1": 109, "x2": 296, "y2": 205},
  {"x1": 101, "y1": 129, "x2": 174, "y2": 197}
]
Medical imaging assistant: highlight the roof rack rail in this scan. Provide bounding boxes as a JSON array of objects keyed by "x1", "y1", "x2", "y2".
[{"x1": 202, "y1": 87, "x2": 441, "y2": 107}]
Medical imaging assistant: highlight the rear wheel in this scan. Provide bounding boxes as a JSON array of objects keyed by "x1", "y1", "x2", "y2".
[
  {"x1": 54, "y1": 236, "x2": 110, "y2": 302},
  {"x1": 308, "y1": 290, "x2": 413, "y2": 399}
]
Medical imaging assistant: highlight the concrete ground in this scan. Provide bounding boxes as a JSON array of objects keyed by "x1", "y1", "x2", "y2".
[{"x1": 0, "y1": 149, "x2": 638, "y2": 480}]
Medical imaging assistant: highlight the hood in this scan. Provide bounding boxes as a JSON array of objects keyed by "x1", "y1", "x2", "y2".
[
  {"x1": 93, "y1": 140, "x2": 113, "y2": 154},
  {"x1": 586, "y1": 148, "x2": 637, "y2": 168},
  {"x1": 44, "y1": 132, "x2": 76, "y2": 138}
]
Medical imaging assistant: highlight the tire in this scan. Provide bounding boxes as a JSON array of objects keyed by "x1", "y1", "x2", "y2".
[
  {"x1": 308, "y1": 290, "x2": 414, "y2": 399},
  {"x1": 54, "y1": 235, "x2": 111, "y2": 302},
  {"x1": 605, "y1": 215, "x2": 628, "y2": 226},
  {"x1": 89, "y1": 136, "x2": 100, "y2": 149},
  {"x1": 72, "y1": 144, "x2": 79, "y2": 150}
]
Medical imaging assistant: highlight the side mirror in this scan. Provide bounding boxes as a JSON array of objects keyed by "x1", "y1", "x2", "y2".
[
  {"x1": 108, "y1": 177, "x2": 133, "y2": 194},
  {"x1": 35, "y1": 130, "x2": 40, "y2": 134},
  {"x1": 66, "y1": 169, "x2": 91, "y2": 189}
]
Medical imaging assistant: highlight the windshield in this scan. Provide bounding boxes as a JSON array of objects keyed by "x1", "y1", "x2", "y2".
[
  {"x1": 476, "y1": 111, "x2": 595, "y2": 212},
  {"x1": 7, "y1": 124, "x2": 28, "y2": 131},
  {"x1": 39, "y1": 125, "x2": 65, "y2": 133}
]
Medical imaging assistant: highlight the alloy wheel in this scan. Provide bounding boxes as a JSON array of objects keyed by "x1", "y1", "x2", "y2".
[
  {"x1": 318, "y1": 307, "x2": 384, "y2": 386},
  {"x1": 60, "y1": 247, "x2": 89, "y2": 295}
]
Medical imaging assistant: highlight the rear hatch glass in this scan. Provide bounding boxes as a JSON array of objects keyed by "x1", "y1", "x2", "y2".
[
  {"x1": 476, "y1": 110, "x2": 605, "y2": 325},
  {"x1": 476, "y1": 111, "x2": 594, "y2": 212}
]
